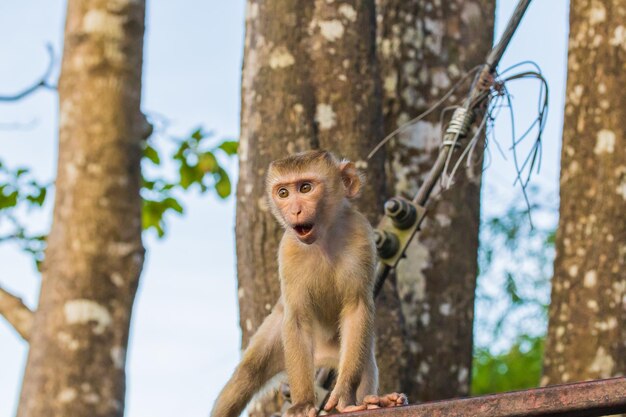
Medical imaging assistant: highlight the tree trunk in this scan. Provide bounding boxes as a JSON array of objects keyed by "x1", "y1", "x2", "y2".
[
  {"x1": 236, "y1": 1, "x2": 404, "y2": 415},
  {"x1": 17, "y1": 1, "x2": 147, "y2": 416},
  {"x1": 543, "y1": 0, "x2": 626, "y2": 386},
  {"x1": 376, "y1": 0, "x2": 495, "y2": 400}
]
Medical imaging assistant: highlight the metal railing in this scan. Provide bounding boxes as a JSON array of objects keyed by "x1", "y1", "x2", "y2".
[{"x1": 346, "y1": 377, "x2": 626, "y2": 417}]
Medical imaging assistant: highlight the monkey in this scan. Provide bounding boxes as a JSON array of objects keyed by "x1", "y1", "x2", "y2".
[{"x1": 211, "y1": 150, "x2": 407, "y2": 417}]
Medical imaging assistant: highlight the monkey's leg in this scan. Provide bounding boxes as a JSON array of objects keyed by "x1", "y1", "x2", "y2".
[
  {"x1": 336, "y1": 345, "x2": 378, "y2": 413},
  {"x1": 356, "y1": 349, "x2": 378, "y2": 403},
  {"x1": 324, "y1": 301, "x2": 372, "y2": 412},
  {"x1": 355, "y1": 350, "x2": 408, "y2": 409},
  {"x1": 211, "y1": 307, "x2": 285, "y2": 417}
]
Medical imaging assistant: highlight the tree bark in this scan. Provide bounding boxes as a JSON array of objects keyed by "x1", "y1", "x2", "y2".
[
  {"x1": 543, "y1": 0, "x2": 626, "y2": 386},
  {"x1": 236, "y1": 1, "x2": 404, "y2": 415},
  {"x1": 17, "y1": 1, "x2": 147, "y2": 416},
  {"x1": 376, "y1": 0, "x2": 495, "y2": 400},
  {"x1": 0, "y1": 285, "x2": 33, "y2": 341}
]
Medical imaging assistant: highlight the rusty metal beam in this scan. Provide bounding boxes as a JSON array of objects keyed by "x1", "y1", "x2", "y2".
[{"x1": 347, "y1": 377, "x2": 626, "y2": 417}]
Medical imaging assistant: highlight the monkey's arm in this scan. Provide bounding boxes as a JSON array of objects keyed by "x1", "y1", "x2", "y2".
[
  {"x1": 325, "y1": 299, "x2": 374, "y2": 411},
  {"x1": 282, "y1": 307, "x2": 317, "y2": 415}
]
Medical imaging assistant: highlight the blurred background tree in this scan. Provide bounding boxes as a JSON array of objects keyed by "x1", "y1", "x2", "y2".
[
  {"x1": 0, "y1": 1, "x2": 235, "y2": 416},
  {"x1": 543, "y1": 0, "x2": 626, "y2": 385}
]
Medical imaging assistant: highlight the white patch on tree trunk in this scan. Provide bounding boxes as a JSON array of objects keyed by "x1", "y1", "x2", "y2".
[
  {"x1": 318, "y1": 20, "x2": 344, "y2": 42},
  {"x1": 587, "y1": 299, "x2": 599, "y2": 312},
  {"x1": 589, "y1": 347, "x2": 615, "y2": 378},
  {"x1": 64, "y1": 299, "x2": 112, "y2": 335},
  {"x1": 83, "y1": 392, "x2": 101, "y2": 404},
  {"x1": 610, "y1": 26, "x2": 626, "y2": 49},
  {"x1": 355, "y1": 160, "x2": 368, "y2": 170},
  {"x1": 58, "y1": 388, "x2": 78, "y2": 403},
  {"x1": 439, "y1": 303, "x2": 452, "y2": 316},
  {"x1": 570, "y1": 85, "x2": 584, "y2": 105},
  {"x1": 431, "y1": 68, "x2": 451, "y2": 89},
  {"x1": 584, "y1": 270, "x2": 597, "y2": 287},
  {"x1": 245, "y1": 1, "x2": 259, "y2": 21},
  {"x1": 435, "y1": 213, "x2": 452, "y2": 228},
  {"x1": 458, "y1": 367, "x2": 469, "y2": 384},
  {"x1": 58, "y1": 331, "x2": 80, "y2": 350},
  {"x1": 108, "y1": 241, "x2": 137, "y2": 257},
  {"x1": 588, "y1": 3, "x2": 606, "y2": 25},
  {"x1": 110, "y1": 272, "x2": 124, "y2": 287},
  {"x1": 269, "y1": 47, "x2": 295, "y2": 69},
  {"x1": 83, "y1": 10, "x2": 124, "y2": 40},
  {"x1": 594, "y1": 129, "x2": 616, "y2": 155},
  {"x1": 384, "y1": 72, "x2": 398, "y2": 96},
  {"x1": 315, "y1": 103, "x2": 337, "y2": 130},
  {"x1": 461, "y1": 2, "x2": 481, "y2": 24},
  {"x1": 110, "y1": 346, "x2": 126, "y2": 369},
  {"x1": 66, "y1": 163, "x2": 79, "y2": 185},
  {"x1": 338, "y1": 4, "x2": 357, "y2": 22},
  {"x1": 424, "y1": 18, "x2": 444, "y2": 54}
]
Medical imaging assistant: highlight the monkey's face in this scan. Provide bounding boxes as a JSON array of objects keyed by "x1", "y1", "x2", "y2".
[{"x1": 270, "y1": 176, "x2": 327, "y2": 244}]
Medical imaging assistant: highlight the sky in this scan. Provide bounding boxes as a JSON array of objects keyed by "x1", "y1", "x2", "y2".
[{"x1": 0, "y1": 1, "x2": 568, "y2": 416}]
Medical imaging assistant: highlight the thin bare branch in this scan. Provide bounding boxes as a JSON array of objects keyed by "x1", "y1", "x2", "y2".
[
  {"x1": 0, "y1": 284, "x2": 33, "y2": 341},
  {"x1": 0, "y1": 44, "x2": 57, "y2": 102}
]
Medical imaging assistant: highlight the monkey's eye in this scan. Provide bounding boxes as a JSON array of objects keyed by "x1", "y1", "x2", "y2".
[
  {"x1": 277, "y1": 188, "x2": 289, "y2": 198},
  {"x1": 299, "y1": 183, "x2": 312, "y2": 193}
]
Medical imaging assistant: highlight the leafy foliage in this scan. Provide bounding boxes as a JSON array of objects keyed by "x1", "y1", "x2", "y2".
[
  {"x1": 141, "y1": 127, "x2": 237, "y2": 237},
  {"x1": 0, "y1": 126, "x2": 237, "y2": 264},
  {"x1": 472, "y1": 335, "x2": 544, "y2": 395},
  {"x1": 0, "y1": 161, "x2": 49, "y2": 267},
  {"x1": 472, "y1": 186, "x2": 556, "y2": 394}
]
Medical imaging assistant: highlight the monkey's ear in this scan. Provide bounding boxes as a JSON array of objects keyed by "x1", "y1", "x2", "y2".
[{"x1": 339, "y1": 160, "x2": 363, "y2": 199}]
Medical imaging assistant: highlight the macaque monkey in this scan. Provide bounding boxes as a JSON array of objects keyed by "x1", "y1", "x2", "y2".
[{"x1": 211, "y1": 150, "x2": 407, "y2": 417}]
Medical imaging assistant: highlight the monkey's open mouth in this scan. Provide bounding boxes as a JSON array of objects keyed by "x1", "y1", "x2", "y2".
[{"x1": 294, "y1": 223, "x2": 314, "y2": 237}]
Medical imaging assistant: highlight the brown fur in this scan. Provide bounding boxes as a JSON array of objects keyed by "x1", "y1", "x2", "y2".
[{"x1": 211, "y1": 150, "x2": 379, "y2": 417}]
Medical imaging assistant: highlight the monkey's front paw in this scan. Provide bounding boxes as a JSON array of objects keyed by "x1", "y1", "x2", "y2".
[
  {"x1": 324, "y1": 392, "x2": 366, "y2": 413},
  {"x1": 283, "y1": 402, "x2": 317, "y2": 417},
  {"x1": 363, "y1": 393, "x2": 408, "y2": 409}
]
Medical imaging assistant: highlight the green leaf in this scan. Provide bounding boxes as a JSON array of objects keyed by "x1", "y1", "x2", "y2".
[
  {"x1": 143, "y1": 144, "x2": 161, "y2": 165},
  {"x1": 163, "y1": 197, "x2": 184, "y2": 214},
  {"x1": 173, "y1": 142, "x2": 189, "y2": 161},
  {"x1": 218, "y1": 141, "x2": 238, "y2": 156},
  {"x1": 179, "y1": 164, "x2": 197, "y2": 189},
  {"x1": 0, "y1": 190, "x2": 18, "y2": 209},
  {"x1": 215, "y1": 168, "x2": 231, "y2": 198},
  {"x1": 26, "y1": 187, "x2": 47, "y2": 207},
  {"x1": 198, "y1": 152, "x2": 218, "y2": 173},
  {"x1": 191, "y1": 128, "x2": 204, "y2": 142},
  {"x1": 15, "y1": 168, "x2": 29, "y2": 177},
  {"x1": 142, "y1": 200, "x2": 166, "y2": 237}
]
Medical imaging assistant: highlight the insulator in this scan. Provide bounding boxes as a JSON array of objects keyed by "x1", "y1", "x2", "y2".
[
  {"x1": 374, "y1": 229, "x2": 400, "y2": 259},
  {"x1": 384, "y1": 197, "x2": 417, "y2": 230}
]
